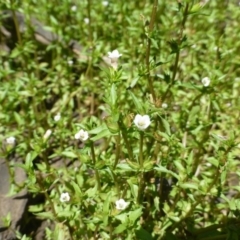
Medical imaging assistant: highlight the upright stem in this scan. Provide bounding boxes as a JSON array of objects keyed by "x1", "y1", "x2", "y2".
[
  {"x1": 162, "y1": 3, "x2": 189, "y2": 101},
  {"x1": 11, "y1": 10, "x2": 22, "y2": 45},
  {"x1": 113, "y1": 133, "x2": 121, "y2": 169},
  {"x1": 145, "y1": 0, "x2": 158, "y2": 101},
  {"x1": 171, "y1": 51, "x2": 180, "y2": 84},
  {"x1": 118, "y1": 120, "x2": 133, "y2": 161},
  {"x1": 139, "y1": 132, "x2": 144, "y2": 168},
  {"x1": 90, "y1": 142, "x2": 101, "y2": 191},
  {"x1": 137, "y1": 132, "x2": 144, "y2": 204}
]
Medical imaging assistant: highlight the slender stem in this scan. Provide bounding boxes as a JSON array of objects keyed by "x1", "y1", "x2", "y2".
[
  {"x1": 37, "y1": 173, "x2": 58, "y2": 219},
  {"x1": 86, "y1": 0, "x2": 94, "y2": 77},
  {"x1": 110, "y1": 169, "x2": 120, "y2": 197},
  {"x1": 169, "y1": 168, "x2": 221, "y2": 232},
  {"x1": 162, "y1": 3, "x2": 189, "y2": 101},
  {"x1": 145, "y1": 0, "x2": 158, "y2": 101},
  {"x1": 90, "y1": 142, "x2": 101, "y2": 191},
  {"x1": 11, "y1": 10, "x2": 22, "y2": 45},
  {"x1": 139, "y1": 132, "x2": 144, "y2": 168},
  {"x1": 137, "y1": 132, "x2": 144, "y2": 204},
  {"x1": 171, "y1": 50, "x2": 180, "y2": 84},
  {"x1": 113, "y1": 133, "x2": 121, "y2": 169},
  {"x1": 146, "y1": 38, "x2": 155, "y2": 101},
  {"x1": 118, "y1": 120, "x2": 133, "y2": 161}
]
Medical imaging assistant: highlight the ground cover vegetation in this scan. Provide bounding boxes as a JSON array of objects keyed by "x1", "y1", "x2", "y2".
[{"x1": 1, "y1": 0, "x2": 240, "y2": 239}]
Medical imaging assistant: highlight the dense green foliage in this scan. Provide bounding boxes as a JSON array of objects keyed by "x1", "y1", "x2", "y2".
[{"x1": 1, "y1": 0, "x2": 240, "y2": 239}]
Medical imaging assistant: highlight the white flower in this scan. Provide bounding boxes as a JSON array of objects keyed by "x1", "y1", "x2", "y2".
[
  {"x1": 201, "y1": 77, "x2": 210, "y2": 87},
  {"x1": 161, "y1": 103, "x2": 168, "y2": 109},
  {"x1": 71, "y1": 5, "x2": 77, "y2": 11},
  {"x1": 108, "y1": 50, "x2": 122, "y2": 62},
  {"x1": 133, "y1": 114, "x2": 151, "y2": 130},
  {"x1": 107, "y1": 50, "x2": 122, "y2": 70},
  {"x1": 43, "y1": 129, "x2": 52, "y2": 140},
  {"x1": 60, "y1": 192, "x2": 70, "y2": 202},
  {"x1": 84, "y1": 18, "x2": 90, "y2": 24},
  {"x1": 68, "y1": 59, "x2": 73, "y2": 65},
  {"x1": 6, "y1": 136, "x2": 16, "y2": 145},
  {"x1": 54, "y1": 113, "x2": 61, "y2": 122},
  {"x1": 102, "y1": 1, "x2": 109, "y2": 6},
  {"x1": 115, "y1": 199, "x2": 129, "y2": 210},
  {"x1": 75, "y1": 129, "x2": 89, "y2": 141}
]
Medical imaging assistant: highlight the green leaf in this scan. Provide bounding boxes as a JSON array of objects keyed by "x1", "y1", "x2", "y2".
[
  {"x1": 103, "y1": 193, "x2": 111, "y2": 214},
  {"x1": 129, "y1": 208, "x2": 142, "y2": 224},
  {"x1": 127, "y1": 180, "x2": 139, "y2": 199},
  {"x1": 117, "y1": 163, "x2": 134, "y2": 171},
  {"x1": 28, "y1": 204, "x2": 44, "y2": 213},
  {"x1": 129, "y1": 77, "x2": 139, "y2": 88},
  {"x1": 154, "y1": 165, "x2": 179, "y2": 180},
  {"x1": 229, "y1": 199, "x2": 236, "y2": 211},
  {"x1": 25, "y1": 151, "x2": 38, "y2": 170},
  {"x1": 61, "y1": 151, "x2": 77, "y2": 159},
  {"x1": 76, "y1": 174, "x2": 84, "y2": 188},
  {"x1": 189, "y1": 3, "x2": 203, "y2": 14},
  {"x1": 89, "y1": 124, "x2": 113, "y2": 141},
  {"x1": 126, "y1": 159, "x2": 140, "y2": 170},
  {"x1": 110, "y1": 83, "x2": 117, "y2": 106},
  {"x1": 173, "y1": 161, "x2": 185, "y2": 173},
  {"x1": 180, "y1": 182, "x2": 198, "y2": 190},
  {"x1": 115, "y1": 213, "x2": 128, "y2": 224},
  {"x1": 85, "y1": 185, "x2": 98, "y2": 198},
  {"x1": 113, "y1": 223, "x2": 128, "y2": 234},
  {"x1": 207, "y1": 157, "x2": 219, "y2": 168},
  {"x1": 71, "y1": 181, "x2": 82, "y2": 196},
  {"x1": 160, "y1": 117, "x2": 171, "y2": 135},
  {"x1": 157, "y1": 131, "x2": 170, "y2": 141},
  {"x1": 53, "y1": 223, "x2": 65, "y2": 240},
  {"x1": 143, "y1": 159, "x2": 155, "y2": 171},
  {"x1": 135, "y1": 228, "x2": 153, "y2": 240},
  {"x1": 91, "y1": 128, "x2": 112, "y2": 141},
  {"x1": 89, "y1": 124, "x2": 108, "y2": 134},
  {"x1": 35, "y1": 211, "x2": 54, "y2": 220},
  {"x1": 57, "y1": 210, "x2": 73, "y2": 218},
  {"x1": 14, "y1": 112, "x2": 24, "y2": 126},
  {"x1": 128, "y1": 91, "x2": 143, "y2": 112}
]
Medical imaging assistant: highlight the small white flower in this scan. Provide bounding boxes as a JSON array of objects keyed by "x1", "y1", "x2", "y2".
[
  {"x1": 43, "y1": 129, "x2": 52, "y2": 140},
  {"x1": 68, "y1": 59, "x2": 73, "y2": 65},
  {"x1": 60, "y1": 192, "x2": 70, "y2": 202},
  {"x1": 133, "y1": 114, "x2": 151, "y2": 130},
  {"x1": 161, "y1": 103, "x2": 168, "y2": 109},
  {"x1": 84, "y1": 18, "x2": 90, "y2": 24},
  {"x1": 6, "y1": 136, "x2": 16, "y2": 145},
  {"x1": 201, "y1": 77, "x2": 210, "y2": 87},
  {"x1": 115, "y1": 199, "x2": 129, "y2": 210},
  {"x1": 71, "y1": 5, "x2": 77, "y2": 11},
  {"x1": 75, "y1": 129, "x2": 89, "y2": 141},
  {"x1": 54, "y1": 113, "x2": 61, "y2": 122},
  {"x1": 107, "y1": 50, "x2": 122, "y2": 70},
  {"x1": 108, "y1": 50, "x2": 122, "y2": 62},
  {"x1": 102, "y1": 1, "x2": 109, "y2": 6}
]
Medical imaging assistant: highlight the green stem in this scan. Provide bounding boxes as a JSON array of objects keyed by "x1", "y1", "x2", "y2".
[
  {"x1": 90, "y1": 142, "x2": 101, "y2": 191},
  {"x1": 170, "y1": 168, "x2": 220, "y2": 232},
  {"x1": 11, "y1": 10, "x2": 22, "y2": 45},
  {"x1": 37, "y1": 173, "x2": 58, "y2": 219},
  {"x1": 171, "y1": 50, "x2": 180, "y2": 84},
  {"x1": 145, "y1": 0, "x2": 158, "y2": 101},
  {"x1": 113, "y1": 133, "x2": 121, "y2": 169},
  {"x1": 139, "y1": 132, "x2": 144, "y2": 168},
  {"x1": 162, "y1": 3, "x2": 189, "y2": 101},
  {"x1": 118, "y1": 120, "x2": 133, "y2": 161},
  {"x1": 137, "y1": 132, "x2": 144, "y2": 204}
]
